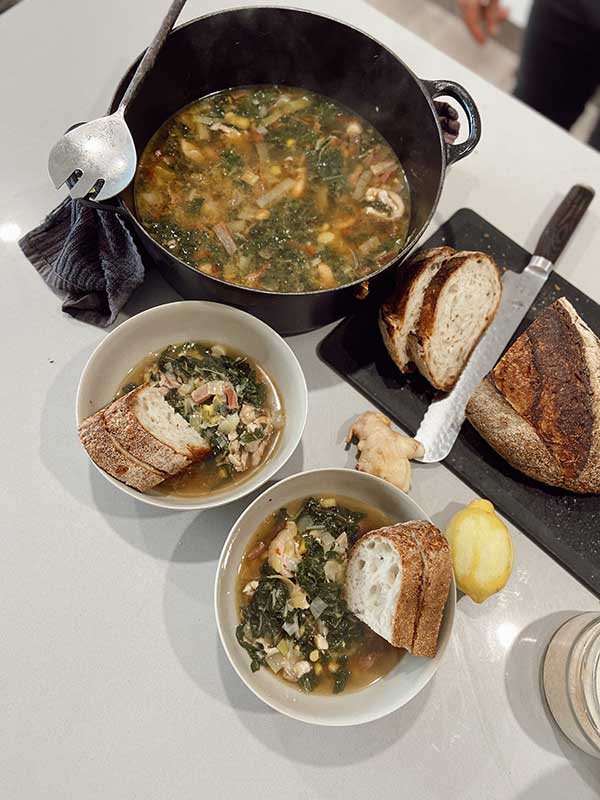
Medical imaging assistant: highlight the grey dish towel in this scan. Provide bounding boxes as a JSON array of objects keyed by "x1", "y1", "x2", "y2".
[{"x1": 19, "y1": 197, "x2": 144, "y2": 327}]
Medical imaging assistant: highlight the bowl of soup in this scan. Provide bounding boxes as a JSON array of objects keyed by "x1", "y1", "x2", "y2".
[
  {"x1": 76, "y1": 301, "x2": 307, "y2": 510},
  {"x1": 215, "y1": 468, "x2": 456, "y2": 725},
  {"x1": 110, "y1": 7, "x2": 481, "y2": 334}
]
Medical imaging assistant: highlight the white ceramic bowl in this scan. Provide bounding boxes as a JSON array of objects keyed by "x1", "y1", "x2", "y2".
[
  {"x1": 76, "y1": 301, "x2": 307, "y2": 510},
  {"x1": 215, "y1": 468, "x2": 456, "y2": 726}
]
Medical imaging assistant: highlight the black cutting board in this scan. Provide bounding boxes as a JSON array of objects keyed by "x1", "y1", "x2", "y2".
[{"x1": 320, "y1": 208, "x2": 600, "y2": 598}]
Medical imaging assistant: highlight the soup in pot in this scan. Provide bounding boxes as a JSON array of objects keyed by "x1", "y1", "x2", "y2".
[{"x1": 135, "y1": 86, "x2": 410, "y2": 293}]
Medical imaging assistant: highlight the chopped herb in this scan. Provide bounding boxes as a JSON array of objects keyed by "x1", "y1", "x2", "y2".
[
  {"x1": 221, "y1": 148, "x2": 243, "y2": 174},
  {"x1": 187, "y1": 197, "x2": 205, "y2": 214}
]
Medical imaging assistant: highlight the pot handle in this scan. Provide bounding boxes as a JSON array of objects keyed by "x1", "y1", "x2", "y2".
[{"x1": 423, "y1": 79, "x2": 481, "y2": 166}]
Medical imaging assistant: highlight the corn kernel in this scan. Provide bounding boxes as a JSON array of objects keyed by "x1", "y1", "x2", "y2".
[
  {"x1": 320, "y1": 223, "x2": 330, "y2": 231},
  {"x1": 270, "y1": 165, "x2": 282, "y2": 176},
  {"x1": 299, "y1": 540, "x2": 307, "y2": 554},
  {"x1": 309, "y1": 650, "x2": 320, "y2": 662},
  {"x1": 328, "y1": 661, "x2": 339, "y2": 673},
  {"x1": 286, "y1": 138, "x2": 296, "y2": 147},
  {"x1": 255, "y1": 209, "x2": 270, "y2": 220},
  {"x1": 317, "y1": 231, "x2": 335, "y2": 245},
  {"x1": 314, "y1": 663, "x2": 323, "y2": 676}
]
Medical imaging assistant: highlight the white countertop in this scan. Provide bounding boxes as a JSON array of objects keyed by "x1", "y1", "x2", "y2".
[{"x1": 2, "y1": 1, "x2": 600, "y2": 798}]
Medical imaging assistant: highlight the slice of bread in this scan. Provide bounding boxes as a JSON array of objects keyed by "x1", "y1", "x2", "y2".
[
  {"x1": 402, "y1": 521, "x2": 452, "y2": 658},
  {"x1": 345, "y1": 526, "x2": 423, "y2": 650},
  {"x1": 345, "y1": 521, "x2": 452, "y2": 657},
  {"x1": 104, "y1": 386, "x2": 210, "y2": 473},
  {"x1": 407, "y1": 251, "x2": 502, "y2": 391},
  {"x1": 379, "y1": 246, "x2": 456, "y2": 372},
  {"x1": 78, "y1": 411, "x2": 166, "y2": 492}
]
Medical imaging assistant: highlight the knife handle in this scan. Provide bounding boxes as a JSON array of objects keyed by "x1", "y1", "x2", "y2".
[{"x1": 535, "y1": 184, "x2": 594, "y2": 263}]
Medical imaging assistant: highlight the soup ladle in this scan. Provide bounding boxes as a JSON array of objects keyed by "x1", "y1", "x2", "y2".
[{"x1": 47, "y1": 0, "x2": 187, "y2": 202}]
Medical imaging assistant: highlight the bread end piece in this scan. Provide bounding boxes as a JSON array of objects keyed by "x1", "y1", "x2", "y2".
[
  {"x1": 79, "y1": 411, "x2": 166, "y2": 492},
  {"x1": 467, "y1": 297, "x2": 600, "y2": 493},
  {"x1": 379, "y1": 246, "x2": 456, "y2": 373}
]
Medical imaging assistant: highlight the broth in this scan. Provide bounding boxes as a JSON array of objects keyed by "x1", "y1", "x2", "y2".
[
  {"x1": 116, "y1": 341, "x2": 282, "y2": 496},
  {"x1": 135, "y1": 85, "x2": 410, "y2": 293},
  {"x1": 236, "y1": 495, "x2": 403, "y2": 695}
]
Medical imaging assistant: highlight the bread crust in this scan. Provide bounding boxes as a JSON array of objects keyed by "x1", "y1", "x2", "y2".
[
  {"x1": 78, "y1": 411, "x2": 166, "y2": 492},
  {"x1": 467, "y1": 298, "x2": 600, "y2": 493},
  {"x1": 402, "y1": 521, "x2": 452, "y2": 658},
  {"x1": 492, "y1": 298, "x2": 593, "y2": 481},
  {"x1": 379, "y1": 246, "x2": 456, "y2": 373},
  {"x1": 104, "y1": 388, "x2": 192, "y2": 475},
  {"x1": 409, "y1": 251, "x2": 502, "y2": 391},
  {"x1": 106, "y1": 386, "x2": 211, "y2": 471}
]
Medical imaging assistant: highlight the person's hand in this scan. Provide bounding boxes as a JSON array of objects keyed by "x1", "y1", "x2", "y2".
[{"x1": 458, "y1": 0, "x2": 509, "y2": 44}]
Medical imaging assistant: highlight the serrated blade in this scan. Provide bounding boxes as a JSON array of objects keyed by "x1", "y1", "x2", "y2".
[{"x1": 415, "y1": 259, "x2": 550, "y2": 462}]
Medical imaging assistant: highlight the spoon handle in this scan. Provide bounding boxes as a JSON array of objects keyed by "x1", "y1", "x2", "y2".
[{"x1": 117, "y1": 0, "x2": 187, "y2": 114}]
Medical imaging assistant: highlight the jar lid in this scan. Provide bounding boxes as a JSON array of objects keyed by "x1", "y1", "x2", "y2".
[{"x1": 579, "y1": 619, "x2": 600, "y2": 744}]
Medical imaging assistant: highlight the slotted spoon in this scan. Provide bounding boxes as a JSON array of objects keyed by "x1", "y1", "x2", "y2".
[{"x1": 48, "y1": 0, "x2": 186, "y2": 202}]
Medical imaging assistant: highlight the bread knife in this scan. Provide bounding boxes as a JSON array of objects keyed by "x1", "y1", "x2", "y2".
[{"x1": 415, "y1": 184, "x2": 595, "y2": 463}]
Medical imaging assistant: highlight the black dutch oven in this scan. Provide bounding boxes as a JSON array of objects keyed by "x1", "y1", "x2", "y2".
[{"x1": 111, "y1": 6, "x2": 481, "y2": 335}]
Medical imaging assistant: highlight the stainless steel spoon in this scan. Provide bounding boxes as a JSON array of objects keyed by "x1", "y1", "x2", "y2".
[{"x1": 48, "y1": 0, "x2": 186, "y2": 202}]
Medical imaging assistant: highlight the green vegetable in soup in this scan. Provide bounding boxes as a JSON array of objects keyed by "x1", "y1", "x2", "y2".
[{"x1": 134, "y1": 85, "x2": 410, "y2": 293}]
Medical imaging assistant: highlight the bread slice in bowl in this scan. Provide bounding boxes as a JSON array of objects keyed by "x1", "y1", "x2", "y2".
[
  {"x1": 379, "y1": 246, "x2": 456, "y2": 373},
  {"x1": 402, "y1": 521, "x2": 452, "y2": 658},
  {"x1": 78, "y1": 411, "x2": 166, "y2": 492},
  {"x1": 104, "y1": 385, "x2": 210, "y2": 474},
  {"x1": 467, "y1": 297, "x2": 600, "y2": 493},
  {"x1": 345, "y1": 521, "x2": 452, "y2": 656},
  {"x1": 407, "y1": 251, "x2": 502, "y2": 392}
]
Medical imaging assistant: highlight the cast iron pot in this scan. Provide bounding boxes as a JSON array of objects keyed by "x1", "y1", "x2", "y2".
[{"x1": 111, "y1": 6, "x2": 481, "y2": 335}]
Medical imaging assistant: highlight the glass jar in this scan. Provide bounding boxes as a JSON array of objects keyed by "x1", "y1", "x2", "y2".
[{"x1": 542, "y1": 612, "x2": 600, "y2": 758}]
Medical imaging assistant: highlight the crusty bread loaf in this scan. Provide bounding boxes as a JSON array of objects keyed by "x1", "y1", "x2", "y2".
[
  {"x1": 105, "y1": 386, "x2": 210, "y2": 472},
  {"x1": 379, "y1": 246, "x2": 456, "y2": 372},
  {"x1": 407, "y1": 251, "x2": 502, "y2": 391},
  {"x1": 78, "y1": 411, "x2": 166, "y2": 491},
  {"x1": 345, "y1": 527, "x2": 423, "y2": 650},
  {"x1": 467, "y1": 297, "x2": 600, "y2": 494},
  {"x1": 346, "y1": 521, "x2": 452, "y2": 656}
]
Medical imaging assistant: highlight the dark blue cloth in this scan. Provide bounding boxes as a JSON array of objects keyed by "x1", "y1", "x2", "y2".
[{"x1": 19, "y1": 197, "x2": 144, "y2": 327}]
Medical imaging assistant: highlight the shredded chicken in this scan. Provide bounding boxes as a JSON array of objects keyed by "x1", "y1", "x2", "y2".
[
  {"x1": 363, "y1": 187, "x2": 405, "y2": 220},
  {"x1": 268, "y1": 521, "x2": 301, "y2": 577},
  {"x1": 346, "y1": 412, "x2": 424, "y2": 492}
]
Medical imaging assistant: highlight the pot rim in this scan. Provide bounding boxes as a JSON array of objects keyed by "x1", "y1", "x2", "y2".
[{"x1": 110, "y1": 5, "x2": 448, "y2": 298}]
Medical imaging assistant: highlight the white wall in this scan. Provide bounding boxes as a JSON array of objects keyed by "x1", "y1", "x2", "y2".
[{"x1": 507, "y1": 0, "x2": 533, "y2": 28}]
